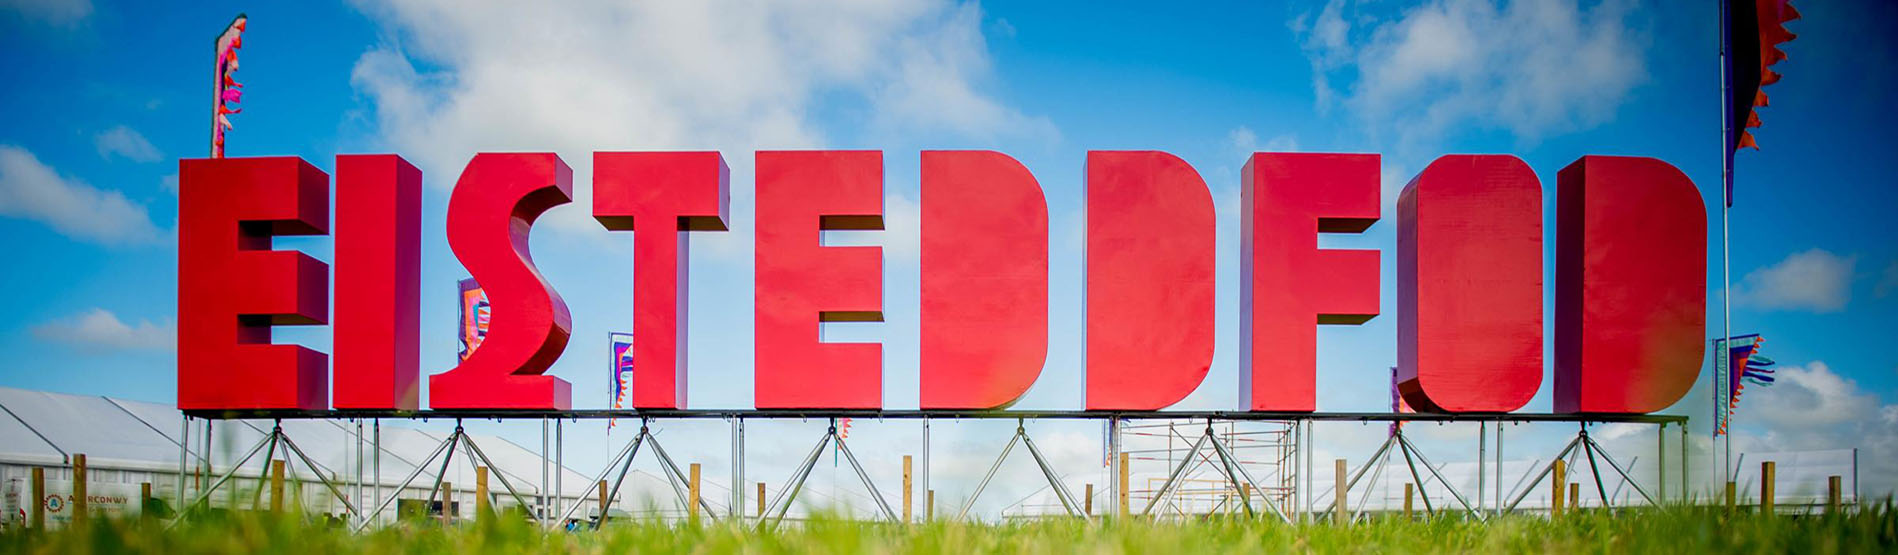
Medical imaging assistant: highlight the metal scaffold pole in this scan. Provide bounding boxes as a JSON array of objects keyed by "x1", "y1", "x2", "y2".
[
  {"x1": 733, "y1": 417, "x2": 746, "y2": 520},
  {"x1": 921, "y1": 417, "x2": 930, "y2": 520},
  {"x1": 1478, "y1": 421, "x2": 1487, "y2": 515},
  {"x1": 177, "y1": 415, "x2": 190, "y2": 510},
  {"x1": 1495, "y1": 422, "x2": 1505, "y2": 516},
  {"x1": 541, "y1": 417, "x2": 549, "y2": 526}
]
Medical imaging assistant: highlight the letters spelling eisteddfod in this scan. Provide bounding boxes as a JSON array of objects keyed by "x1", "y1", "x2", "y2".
[{"x1": 176, "y1": 151, "x2": 1702, "y2": 415}]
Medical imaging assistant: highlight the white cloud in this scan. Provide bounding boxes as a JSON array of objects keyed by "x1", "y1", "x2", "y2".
[
  {"x1": 31, "y1": 308, "x2": 175, "y2": 352},
  {"x1": 94, "y1": 125, "x2": 161, "y2": 162},
  {"x1": 1293, "y1": 0, "x2": 1647, "y2": 146},
  {"x1": 0, "y1": 145, "x2": 166, "y2": 246},
  {"x1": 1746, "y1": 362, "x2": 1880, "y2": 429},
  {"x1": 1735, "y1": 248, "x2": 1856, "y2": 312},
  {"x1": 1, "y1": 0, "x2": 91, "y2": 25},
  {"x1": 348, "y1": 0, "x2": 1048, "y2": 239},
  {"x1": 870, "y1": 2, "x2": 1056, "y2": 142},
  {"x1": 1732, "y1": 361, "x2": 1898, "y2": 493}
]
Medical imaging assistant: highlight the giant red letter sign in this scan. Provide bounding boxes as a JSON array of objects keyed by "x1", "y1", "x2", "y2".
[
  {"x1": 178, "y1": 157, "x2": 329, "y2": 410},
  {"x1": 1396, "y1": 155, "x2": 1541, "y2": 413},
  {"x1": 333, "y1": 155, "x2": 422, "y2": 410},
  {"x1": 594, "y1": 151, "x2": 730, "y2": 409},
  {"x1": 1554, "y1": 156, "x2": 1706, "y2": 413},
  {"x1": 1086, "y1": 151, "x2": 1215, "y2": 410},
  {"x1": 755, "y1": 151, "x2": 884, "y2": 409},
  {"x1": 920, "y1": 151, "x2": 1048, "y2": 409},
  {"x1": 1241, "y1": 153, "x2": 1379, "y2": 412},
  {"x1": 430, "y1": 153, "x2": 574, "y2": 410}
]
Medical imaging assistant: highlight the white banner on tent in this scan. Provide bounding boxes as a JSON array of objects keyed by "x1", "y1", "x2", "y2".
[{"x1": 3, "y1": 479, "x2": 148, "y2": 528}]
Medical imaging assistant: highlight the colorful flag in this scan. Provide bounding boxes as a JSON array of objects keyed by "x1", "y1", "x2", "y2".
[
  {"x1": 1715, "y1": 334, "x2": 1777, "y2": 437},
  {"x1": 608, "y1": 332, "x2": 634, "y2": 433},
  {"x1": 210, "y1": 14, "x2": 247, "y2": 158},
  {"x1": 1724, "y1": 0, "x2": 1801, "y2": 204},
  {"x1": 456, "y1": 279, "x2": 489, "y2": 362}
]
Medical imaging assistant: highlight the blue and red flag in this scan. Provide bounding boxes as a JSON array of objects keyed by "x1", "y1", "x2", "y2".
[
  {"x1": 608, "y1": 332, "x2": 634, "y2": 433},
  {"x1": 1724, "y1": 0, "x2": 1801, "y2": 204},
  {"x1": 1715, "y1": 334, "x2": 1776, "y2": 437}
]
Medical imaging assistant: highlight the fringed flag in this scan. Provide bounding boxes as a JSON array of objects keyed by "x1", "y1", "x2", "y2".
[
  {"x1": 211, "y1": 14, "x2": 247, "y2": 158},
  {"x1": 1725, "y1": 0, "x2": 1800, "y2": 204},
  {"x1": 1714, "y1": 334, "x2": 1776, "y2": 437},
  {"x1": 607, "y1": 333, "x2": 635, "y2": 434}
]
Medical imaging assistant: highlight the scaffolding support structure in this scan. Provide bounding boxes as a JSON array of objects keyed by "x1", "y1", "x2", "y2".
[
  {"x1": 757, "y1": 418, "x2": 898, "y2": 530},
  {"x1": 553, "y1": 419, "x2": 721, "y2": 529},
  {"x1": 163, "y1": 409, "x2": 1684, "y2": 527},
  {"x1": 169, "y1": 420, "x2": 363, "y2": 529},
  {"x1": 959, "y1": 420, "x2": 1087, "y2": 519}
]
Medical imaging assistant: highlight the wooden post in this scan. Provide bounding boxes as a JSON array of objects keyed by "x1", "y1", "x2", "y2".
[
  {"x1": 1761, "y1": 461, "x2": 1776, "y2": 515},
  {"x1": 689, "y1": 463, "x2": 702, "y2": 522},
  {"x1": 927, "y1": 490, "x2": 935, "y2": 521},
  {"x1": 1725, "y1": 481, "x2": 1737, "y2": 513},
  {"x1": 1550, "y1": 459, "x2": 1565, "y2": 517},
  {"x1": 902, "y1": 455, "x2": 913, "y2": 523},
  {"x1": 140, "y1": 482, "x2": 152, "y2": 518},
  {"x1": 756, "y1": 482, "x2": 766, "y2": 517},
  {"x1": 475, "y1": 466, "x2": 491, "y2": 518},
  {"x1": 270, "y1": 459, "x2": 286, "y2": 512},
  {"x1": 1117, "y1": 452, "x2": 1130, "y2": 517},
  {"x1": 1828, "y1": 475, "x2": 1843, "y2": 514},
  {"x1": 1084, "y1": 484, "x2": 1094, "y2": 517},
  {"x1": 441, "y1": 481, "x2": 454, "y2": 525},
  {"x1": 1568, "y1": 483, "x2": 1579, "y2": 512},
  {"x1": 30, "y1": 467, "x2": 44, "y2": 529},
  {"x1": 72, "y1": 454, "x2": 88, "y2": 525},
  {"x1": 597, "y1": 480, "x2": 609, "y2": 525},
  {"x1": 1334, "y1": 459, "x2": 1348, "y2": 524},
  {"x1": 1403, "y1": 483, "x2": 1414, "y2": 520}
]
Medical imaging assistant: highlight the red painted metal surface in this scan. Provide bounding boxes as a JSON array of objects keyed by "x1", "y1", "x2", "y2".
[
  {"x1": 430, "y1": 153, "x2": 575, "y2": 410},
  {"x1": 177, "y1": 157, "x2": 330, "y2": 410},
  {"x1": 1396, "y1": 155, "x2": 1542, "y2": 413},
  {"x1": 594, "y1": 151, "x2": 731, "y2": 409},
  {"x1": 1241, "y1": 153, "x2": 1380, "y2": 412},
  {"x1": 1554, "y1": 156, "x2": 1706, "y2": 414},
  {"x1": 920, "y1": 151, "x2": 1049, "y2": 409},
  {"x1": 755, "y1": 151, "x2": 885, "y2": 409},
  {"x1": 1085, "y1": 151, "x2": 1216, "y2": 411},
  {"x1": 333, "y1": 155, "x2": 423, "y2": 410}
]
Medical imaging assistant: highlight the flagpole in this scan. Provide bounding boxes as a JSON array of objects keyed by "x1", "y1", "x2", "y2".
[{"x1": 1718, "y1": 0, "x2": 1735, "y2": 489}]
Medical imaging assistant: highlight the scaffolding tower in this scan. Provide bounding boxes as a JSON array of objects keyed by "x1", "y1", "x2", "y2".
[{"x1": 1122, "y1": 419, "x2": 1296, "y2": 518}]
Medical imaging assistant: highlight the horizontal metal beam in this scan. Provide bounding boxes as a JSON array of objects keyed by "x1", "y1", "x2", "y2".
[{"x1": 182, "y1": 408, "x2": 1687, "y2": 424}]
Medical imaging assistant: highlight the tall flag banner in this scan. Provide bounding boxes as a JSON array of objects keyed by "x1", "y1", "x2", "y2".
[
  {"x1": 210, "y1": 14, "x2": 247, "y2": 158},
  {"x1": 1714, "y1": 334, "x2": 1777, "y2": 437},
  {"x1": 456, "y1": 279, "x2": 490, "y2": 362},
  {"x1": 608, "y1": 332, "x2": 635, "y2": 433},
  {"x1": 1724, "y1": 0, "x2": 1800, "y2": 204}
]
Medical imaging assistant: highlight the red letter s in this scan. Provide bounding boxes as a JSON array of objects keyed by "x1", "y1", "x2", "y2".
[{"x1": 430, "y1": 153, "x2": 575, "y2": 410}]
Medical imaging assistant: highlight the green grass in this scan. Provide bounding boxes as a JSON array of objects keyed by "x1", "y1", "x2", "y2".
[{"x1": 5, "y1": 506, "x2": 1897, "y2": 554}]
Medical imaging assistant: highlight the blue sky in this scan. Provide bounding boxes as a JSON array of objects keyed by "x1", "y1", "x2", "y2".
[{"x1": 2, "y1": 0, "x2": 1895, "y2": 510}]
